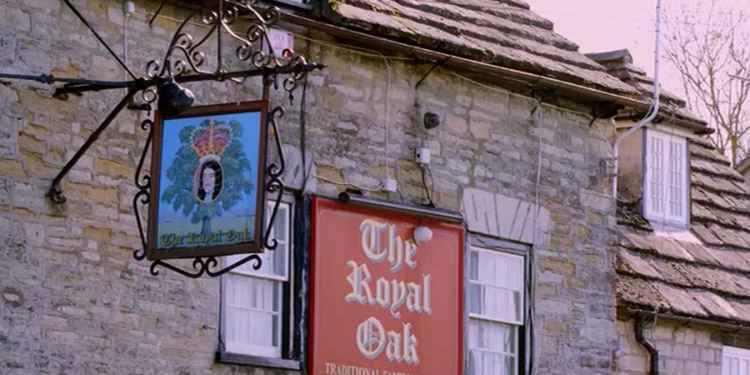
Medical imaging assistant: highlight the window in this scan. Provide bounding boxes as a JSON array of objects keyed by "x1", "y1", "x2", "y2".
[
  {"x1": 644, "y1": 129, "x2": 689, "y2": 225},
  {"x1": 467, "y1": 247, "x2": 526, "y2": 375},
  {"x1": 221, "y1": 201, "x2": 292, "y2": 359},
  {"x1": 723, "y1": 346, "x2": 750, "y2": 375}
]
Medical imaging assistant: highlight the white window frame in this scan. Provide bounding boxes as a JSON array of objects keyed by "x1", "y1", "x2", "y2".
[
  {"x1": 220, "y1": 201, "x2": 293, "y2": 359},
  {"x1": 643, "y1": 128, "x2": 689, "y2": 226},
  {"x1": 723, "y1": 346, "x2": 750, "y2": 375},
  {"x1": 467, "y1": 246, "x2": 526, "y2": 375}
]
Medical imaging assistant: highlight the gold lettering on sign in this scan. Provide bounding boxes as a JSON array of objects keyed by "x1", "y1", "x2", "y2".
[{"x1": 345, "y1": 219, "x2": 432, "y2": 366}]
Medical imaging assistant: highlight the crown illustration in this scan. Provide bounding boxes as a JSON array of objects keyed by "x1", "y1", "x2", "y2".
[{"x1": 191, "y1": 120, "x2": 232, "y2": 160}]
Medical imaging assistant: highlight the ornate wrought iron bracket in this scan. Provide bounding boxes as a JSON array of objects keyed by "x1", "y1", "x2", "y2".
[
  {"x1": 132, "y1": 82, "x2": 290, "y2": 278},
  {"x1": 0, "y1": 0, "x2": 324, "y2": 278}
]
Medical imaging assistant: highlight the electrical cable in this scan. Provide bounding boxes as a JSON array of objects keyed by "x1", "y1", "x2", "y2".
[
  {"x1": 63, "y1": 0, "x2": 137, "y2": 80},
  {"x1": 148, "y1": 0, "x2": 166, "y2": 28},
  {"x1": 299, "y1": 41, "x2": 311, "y2": 192},
  {"x1": 528, "y1": 99, "x2": 544, "y2": 375},
  {"x1": 298, "y1": 75, "x2": 309, "y2": 190},
  {"x1": 419, "y1": 163, "x2": 436, "y2": 207},
  {"x1": 383, "y1": 55, "x2": 393, "y2": 181},
  {"x1": 314, "y1": 174, "x2": 383, "y2": 193}
]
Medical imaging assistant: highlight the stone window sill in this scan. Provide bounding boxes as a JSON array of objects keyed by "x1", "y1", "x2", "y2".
[{"x1": 216, "y1": 351, "x2": 301, "y2": 371}]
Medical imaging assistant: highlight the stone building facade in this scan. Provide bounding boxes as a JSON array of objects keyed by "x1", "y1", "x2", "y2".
[
  {"x1": 588, "y1": 50, "x2": 750, "y2": 375},
  {"x1": 615, "y1": 320, "x2": 724, "y2": 375},
  {"x1": 0, "y1": 1, "x2": 668, "y2": 375}
]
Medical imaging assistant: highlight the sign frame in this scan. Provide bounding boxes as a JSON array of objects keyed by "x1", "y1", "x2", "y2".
[
  {"x1": 146, "y1": 100, "x2": 269, "y2": 260},
  {"x1": 308, "y1": 196, "x2": 465, "y2": 375}
]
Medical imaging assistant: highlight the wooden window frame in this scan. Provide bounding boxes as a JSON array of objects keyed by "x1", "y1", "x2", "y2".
[
  {"x1": 217, "y1": 197, "x2": 301, "y2": 370},
  {"x1": 643, "y1": 128, "x2": 689, "y2": 227},
  {"x1": 466, "y1": 242, "x2": 529, "y2": 375}
]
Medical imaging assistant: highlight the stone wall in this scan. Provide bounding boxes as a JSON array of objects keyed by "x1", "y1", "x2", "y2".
[
  {"x1": 0, "y1": 0, "x2": 620, "y2": 374},
  {"x1": 614, "y1": 319, "x2": 735, "y2": 375}
]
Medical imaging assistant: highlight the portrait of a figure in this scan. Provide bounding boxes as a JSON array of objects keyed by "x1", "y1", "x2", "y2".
[{"x1": 149, "y1": 104, "x2": 266, "y2": 257}]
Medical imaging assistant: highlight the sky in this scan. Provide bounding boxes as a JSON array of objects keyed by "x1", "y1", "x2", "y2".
[{"x1": 530, "y1": 0, "x2": 750, "y2": 94}]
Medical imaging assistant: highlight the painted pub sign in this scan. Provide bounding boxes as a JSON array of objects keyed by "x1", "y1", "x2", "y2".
[
  {"x1": 310, "y1": 197, "x2": 464, "y2": 375},
  {"x1": 147, "y1": 101, "x2": 268, "y2": 260}
]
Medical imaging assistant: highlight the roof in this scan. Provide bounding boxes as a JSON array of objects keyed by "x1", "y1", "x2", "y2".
[
  {"x1": 616, "y1": 136, "x2": 750, "y2": 327},
  {"x1": 321, "y1": 0, "x2": 639, "y2": 96},
  {"x1": 587, "y1": 49, "x2": 707, "y2": 129},
  {"x1": 737, "y1": 156, "x2": 750, "y2": 176}
]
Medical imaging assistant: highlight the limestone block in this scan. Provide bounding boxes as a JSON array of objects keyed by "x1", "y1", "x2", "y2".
[
  {"x1": 0, "y1": 115, "x2": 19, "y2": 158},
  {"x1": 462, "y1": 187, "x2": 550, "y2": 245},
  {"x1": 0, "y1": 176, "x2": 10, "y2": 205},
  {"x1": 0, "y1": 33, "x2": 17, "y2": 65}
]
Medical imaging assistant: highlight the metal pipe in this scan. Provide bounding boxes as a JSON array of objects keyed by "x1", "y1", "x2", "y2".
[
  {"x1": 635, "y1": 317, "x2": 660, "y2": 375},
  {"x1": 51, "y1": 63, "x2": 325, "y2": 96},
  {"x1": 47, "y1": 90, "x2": 137, "y2": 204},
  {"x1": 611, "y1": 0, "x2": 663, "y2": 198},
  {"x1": 0, "y1": 73, "x2": 132, "y2": 86},
  {"x1": 338, "y1": 192, "x2": 464, "y2": 223}
]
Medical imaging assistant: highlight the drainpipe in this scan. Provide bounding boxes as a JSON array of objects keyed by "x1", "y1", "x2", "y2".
[
  {"x1": 612, "y1": 0, "x2": 663, "y2": 198},
  {"x1": 634, "y1": 317, "x2": 660, "y2": 375}
]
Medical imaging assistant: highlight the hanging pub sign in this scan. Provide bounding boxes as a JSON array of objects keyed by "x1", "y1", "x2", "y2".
[
  {"x1": 146, "y1": 101, "x2": 268, "y2": 260},
  {"x1": 310, "y1": 197, "x2": 464, "y2": 375}
]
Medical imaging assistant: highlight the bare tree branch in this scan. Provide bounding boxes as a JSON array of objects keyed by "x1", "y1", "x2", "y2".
[{"x1": 664, "y1": 0, "x2": 750, "y2": 165}]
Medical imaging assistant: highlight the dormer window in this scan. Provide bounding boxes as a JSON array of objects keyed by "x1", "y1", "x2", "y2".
[{"x1": 644, "y1": 128, "x2": 689, "y2": 226}]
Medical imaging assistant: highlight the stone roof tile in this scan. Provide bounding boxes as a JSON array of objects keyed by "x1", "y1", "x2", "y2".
[
  {"x1": 709, "y1": 249, "x2": 750, "y2": 273},
  {"x1": 674, "y1": 240, "x2": 721, "y2": 267},
  {"x1": 324, "y1": 0, "x2": 639, "y2": 95},
  {"x1": 690, "y1": 143, "x2": 730, "y2": 165},
  {"x1": 616, "y1": 276, "x2": 669, "y2": 309},
  {"x1": 620, "y1": 231, "x2": 655, "y2": 252},
  {"x1": 693, "y1": 292, "x2": 739, "y2": 320},
  {"x1": 692, "y1": 224, "x2": 724, "y2": 246},
  {"x1": 648, "y1": 258, "x2": 692, "y2": 286},
  {"x1": 617, "y1": 250, "x2": 662, "y2": 279},
  {"x1": 654, "y1": 283, "x2": 708, "y2": 317},
  {"x1": 709, "y1": 224, "x2": 750, "y2": 248},
  {"x1": 617, "y1": 138, "x2": 750, "y2": 327},
  {"x1": 651, "y1": 237, "x2": 694, "y2": 261}
]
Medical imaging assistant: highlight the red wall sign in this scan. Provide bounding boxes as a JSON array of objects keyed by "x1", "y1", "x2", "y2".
[{"x1": 309, "y1": 197, "x2": 464, "y2": 375}]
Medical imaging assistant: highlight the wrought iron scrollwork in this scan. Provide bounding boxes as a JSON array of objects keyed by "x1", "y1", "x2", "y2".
[
  {"x1": 25, "y1": 0, "x2": 324, "y2": 278},
  {"x1": 128, "y1": 0, "x2": 314, "y2": 279},
  {"x1": 144, "y1": 0, "x2": 312, "y2": 99},
  {"x1": 130, "y1": 103, "x2": 272, "y2": 277},
  {"x1": 264, "y1": 106, "x2": 285, "y2": 250},
  {"x1": 149, "y1": 255, "x2": 262, "y2": 279},
  {"x1": 0, "y1": 0, "x2": 327, "y2": 278},
  {"x1": 132, "y1": 117, "x2": 153, "y2": 261}
]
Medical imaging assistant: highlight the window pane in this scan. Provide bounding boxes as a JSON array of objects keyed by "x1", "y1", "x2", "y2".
[
  {"x1": 469, "y1": 249, "x2": 524, "y2": 324},
  {"x1": 650, "y1": 135, "x2": 665, "y2": 215},
  {"x1": 669, "y1": 142, "x2": 683, "y2": 218},
  {"x1": 469, "y1": 251, "x2": 479, "y2": 280},
  {"x1": 468, "y1": 350, "x2": 515, "y2": 375},
  {"x1": 467, "y1": 319, "x2": 517, "y2": 375},
  {"x1": 469, "y1": 282, "x2": 522, "y2": 323},
  {"x1": 225, "y1": 273, "x2": 283, "y2": 357},
  {"x1": 668, "y1": 139, "x2": 685, "y2": 221},
  {"x1": 228, "y1": 202, "x2": 290, "y2": 279},
  {"x1": 468, "y1": 282, "x2": 481, "y2": 315}
]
